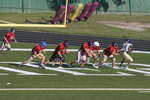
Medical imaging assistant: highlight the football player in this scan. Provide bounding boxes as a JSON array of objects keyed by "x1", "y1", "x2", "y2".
[
  {"x1": 71, "y1": 41, "x2": 94, "y2": 67},
  {"x1": 119, "y1": 40, "x2": 133, "y2": 68},
  {"x1": 0, "y1": 28, "x2": 17, "y2": 53},
  {"x1": 20, "y1": 41, "x2": 47, "y2": 68},
  {"x1": 100, "y1": 42, "x2": 119, "y2": 68},
  {"x1": 45, "y1": 41, "x2": 68, "y2": 67},
  {"x1": 87, "y1": 41, "x2": 101, "y2": 68}
]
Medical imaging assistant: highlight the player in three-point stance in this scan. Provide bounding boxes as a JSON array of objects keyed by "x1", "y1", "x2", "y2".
[
  {"x1": 45, "y1": 41, "x2": 69, "y2": 67},
  {"x1": 20, "y1": 41, "x2": 47, "y2": 69},
  {"x1": 0, "y1": 28, "x2": 17, "y2": 53},
  {"x1": 87, "y1": 41, "x2": 101, "y2": 68},
  {"x1": 71, "y1": 41, "x2": 94, "y2": 67},
  {"x1": 119, "y1": 40, "x2": 134, "y2": 68},
  {"x1": 100, "y1": 42, "x2": 119, "y2": 68}
]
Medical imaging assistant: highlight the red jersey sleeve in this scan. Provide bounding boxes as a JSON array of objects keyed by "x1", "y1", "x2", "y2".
[
  {"x1": 4, "y1": 32, "x2": 15, "y2": 43},
  {"x1": 55, "y1": 42, "x2": 65, "y2": 55},
  {"x1": 32, "y1": 45, "x2": 44, "y2": 55},
  {"x1": 91, "y1": 46, "x2": 100, "y2": 50},
  {"x1": 83, "y1": 42, "x2": 89, "y2": 49}
]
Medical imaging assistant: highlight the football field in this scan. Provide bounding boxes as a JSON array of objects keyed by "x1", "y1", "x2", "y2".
[{"x1": 0, "y1": 42, "x2": 150, "y2": 100}]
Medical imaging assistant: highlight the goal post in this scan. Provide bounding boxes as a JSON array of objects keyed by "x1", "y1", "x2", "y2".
[{"x1": 0, "y1": 0, "x2": 69, "y2": 28}]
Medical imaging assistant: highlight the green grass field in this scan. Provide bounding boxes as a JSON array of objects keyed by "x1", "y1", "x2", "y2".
[
  {"x1": 1, "y1": 13, "x2": 150, "y2": 40},
  {"x1": 0, "y1": 42, "x2": 150, "y2": 100}
]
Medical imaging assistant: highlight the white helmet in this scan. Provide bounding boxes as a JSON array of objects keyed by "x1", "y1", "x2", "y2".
[{"x1": 94, "y1": 41, "x2": 100, "y2": 46}]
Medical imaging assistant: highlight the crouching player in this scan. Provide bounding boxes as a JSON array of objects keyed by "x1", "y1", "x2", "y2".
[
  {"x1": 88, "y1": 41, "x2": 101, "y2": 68},
  {"x1": 71, "y1": 41, "x2": 94, "y2": 67},
  {"x1": 100, "y1": 42, "x2": 119, "y2": 68},
  {"x1": 20, "y1": 41, "x2": 47, "y2": 68},
  {"x1": 0, "y1": 28, "x2": 17, "y2": 53},
  {"x1": 119, "y1": 40, "x2": 133, "y2": 68},
  {"x1": 45, "y1": 41, "x2": 68, "y2": 67}
]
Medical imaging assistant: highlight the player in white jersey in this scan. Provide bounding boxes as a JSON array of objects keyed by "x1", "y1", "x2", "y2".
[{"x1": 119, "y1": 40, "x2": 134, "y2": 68}]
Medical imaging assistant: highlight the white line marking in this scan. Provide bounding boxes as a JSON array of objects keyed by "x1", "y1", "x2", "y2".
[
  {"x1": 78, "y1": 73, "x2": 134, "y2": 76},
  {"x1": 144, "y1": 74, "x2": 150, "y2": 76},
  {"x1": 63, "y1": 68, "x2": 100, "y2": 72},
  {"x1": 0, "y1": 65, "x2": 56, "y2": 75},
  {"x1": 126, "y1": 68, "x2": 150, "y2": 74},
  {"x1": 0, "y1": 62, "x2": 134, "y2": 76},
  {"x1": 0, "y1": 20, "x2": 16, "y2": 24},
  {"x1": 18, "y1": 74, "x2": 57, "y2": 76},
  {"x1": 105, "y1": 63, "x2": 150, "y2": 67},
  {"x1": 11, "y1": 48, "x2": 78, "y2": 52},
  {"x1": 26, "y1": 64, "x2": 87, "y2": 75},
  {"x1": 102, "y1": 63, "x2": 150, "y2": 75},
  {"x1": 136, "y1": 68, "x2": 150, "y2": 71},
  {"x1": 117, "y1": 72, "x2": 135, "y2": 76},
  {"x1": 0, "y1": 88, "x2": 150, "y2": 91},
  {"x1": 138, "y1": 91, "x2": 150, "y2": 93},
  {"x1": 132, "y1": 63, "x2": 150, "y2": 67},
  {"x1": 0, "y1": 62, "x2": 86, "y2": 75},
  {"x1": 0, "y1": 73, "x2": 9, "y2": 75},
  {"x1": 0, "y1": 66, "x2": 40, "y2": 75},
  {"x1": 10, "y1": 48, "x2": 150, "y2": 54}
]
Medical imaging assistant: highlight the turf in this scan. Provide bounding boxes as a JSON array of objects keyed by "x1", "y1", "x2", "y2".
[
  {"x1": 0, "y1": 91, "x2": 150, "y2": 100},
  {"x1": 1, "y1": 13, "x2": 150, "y2": 40},
  {"x1": 0, "y1": 42, "x2": 150, "y2": 100}
]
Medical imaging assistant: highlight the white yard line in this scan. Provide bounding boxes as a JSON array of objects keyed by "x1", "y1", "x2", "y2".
[
  {"x1": 10, "y1": 48, "x2": 150, "y2": 54},
  {"x1": 63, "y1": 68, "x2": 100, "y2": 72},
  {"x1": 11, "y1": 48, "x2": 78, "y2": 52},
  {"x1": 136, "y1": 68, "x2": 150, "y2": 71},
  {"x1": 26, "y1": 64, "x2": 87, "y2": 75},
  {"x1": 126, "y1": 68, "x2": 150, "y2": 74},
  {"x1": 0, "y1": 88, "x2": 150, "y2": 91},
  {"x1": 18, "y1": 74, "x2": 57, "y2": 76},
  {"x1": 0, "y1": 20, "x2": 16, "y2": 24},
  {"x1": 132, "y1": 63, "x2": 150, "y2": 67},
  {"x1": 0, "y1": 73, "x2": 9, "y2": 75},
  {"x1": 102, "y1": 63, "x2": 150, "y2": 75},
  {"x1": 0, "y1": 65, "x2": 56, "y2": 75},
  {"x1": 117, "y1": 72, "x2": 135, "y2": 76},
  {"x1": 138, "y1": 91, "x2": 150, "y2": 93},
  {"x1": 0, "y1": 62, "x2": 134, "y2": 76},
  {"x1": 1, "y1": 62, "x2": 150, "y2": 76}
]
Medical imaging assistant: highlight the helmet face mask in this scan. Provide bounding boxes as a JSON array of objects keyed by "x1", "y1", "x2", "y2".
[
  {"x1": 112, "y1": 42, "x2": 118, "y2": 48},
  {"x1": 88, "y1": 41, "x2": 93, "y2": 46},
  {"x1": 10, "y1": 28, "x2": 15, "y2": 33},
  {"x1": 126, "y1": 40, "x2": 131, "y2": 43}
]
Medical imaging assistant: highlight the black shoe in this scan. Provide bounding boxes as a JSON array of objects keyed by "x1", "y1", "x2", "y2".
[{"x1": 18, "y1": 64, "x2": 23, "y2": 67}]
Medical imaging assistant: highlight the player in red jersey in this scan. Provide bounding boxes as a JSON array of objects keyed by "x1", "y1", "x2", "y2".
[
  {"x1": 20, "y1": 41, "x2": 47, "y2": 68},
  {"x1": 71, "y1": 41, "x2": 94, "y2": 67},
  {"x1": 100, "y1": 42, "x2": 119, "y2": 68},
  {"x1": 0, "y1": 28, "x2": 17, "y2": 52},
  {"x1": 88, "y1": 41, "x2": 101, "y2": 68},
  {"x1": 45, "y1": 41, "x2": 69, "y2": 67}
]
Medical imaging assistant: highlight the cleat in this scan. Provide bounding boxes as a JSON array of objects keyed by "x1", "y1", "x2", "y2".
[
  {"x1": 92, "y1": 64, "x2": 99, "y2": 69},
  {"x1": 39, "y1": 64, "x2": 46, "y2": 69},
  {"x1": 113, "y1": 66, "x2": 119, "y2": 69},
  {"x1": 58, "y1": 66, "x2": 63, "y2": 69},
  {"x1": 17, "y1": 64, "x2": 23, "y2": 67}
]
